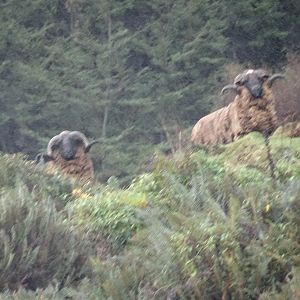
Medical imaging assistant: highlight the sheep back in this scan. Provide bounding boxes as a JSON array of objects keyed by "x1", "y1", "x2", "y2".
[{"x1": 191, "y1": 100, "x2": 242, "y2": 146}]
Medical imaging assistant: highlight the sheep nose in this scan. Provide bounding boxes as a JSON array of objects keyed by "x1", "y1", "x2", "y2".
[
  {"x1": 62, "y1": 150, "x2": 76, "y2": 160},
  {"x1": 249, "y1": 84, "x2": 262, "y2": 98},
  {"x1": 65, "y1": 155, "x2": 75, "y2": 161}
]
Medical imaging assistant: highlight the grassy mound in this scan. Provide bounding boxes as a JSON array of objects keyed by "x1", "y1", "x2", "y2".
[{"x1": 1, "y1": 133, "x2": 300, "y2": 298}]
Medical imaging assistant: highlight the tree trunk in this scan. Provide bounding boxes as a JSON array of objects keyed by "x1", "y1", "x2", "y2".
[{"x1": 102, "y1": 6, "x2": 112, "y2": 139}]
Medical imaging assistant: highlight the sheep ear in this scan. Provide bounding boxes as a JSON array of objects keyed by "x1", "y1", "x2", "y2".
[
  {"x1": 35, "y1": 153, "x2": 54, "y2": 164},
  {"x1": 267, "y1": 74, "x2": 285, "y2": 87},
  {"x1": 85, "y1": 140, "x2": 100, "y2": 153}
]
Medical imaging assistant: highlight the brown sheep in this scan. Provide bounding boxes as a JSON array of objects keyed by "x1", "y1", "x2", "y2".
[
  {"x1": 191, "y1": 69, "x2": 285, "y2": 146},
  {"x1": 36, "y1": 131, "x2": 99, "y2": 181}
]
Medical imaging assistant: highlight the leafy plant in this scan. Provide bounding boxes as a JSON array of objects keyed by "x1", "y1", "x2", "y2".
[
  {"x1": 0, "y1": 183, "x2": 88, "y2": 292},
  {"x1": 69, "y1": 188, "x2": 144, "y2": 252}
]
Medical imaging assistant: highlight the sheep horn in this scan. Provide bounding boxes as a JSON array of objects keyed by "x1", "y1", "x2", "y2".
[
  {"x1": 35, "y1": 153, "x2": 54, "y2": 164},
  {"x1": 47, "y1": 135, "x2": 63, "y2": 155},
  {"x1": 85, "y1": 139, "x2": 100, "y2": 153},
  {"x1": 221, "y1": 84, "x2": 238, "y2": 95},
  {"x1": 69, "y1": 131, "x2": 89, "y2": 145},
  {"x1": 69, "y1": 131, "x2": 99, "y2": 153},
  {"x1": 267, "y1": 74, "x2": 285, "y2": 87}
]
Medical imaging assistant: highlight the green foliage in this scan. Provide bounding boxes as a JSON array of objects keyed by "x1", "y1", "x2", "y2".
[
  {"x1": 69, "y1": 187, "x2": 145, "y2": 252},
  {"x1": 259, "y1": 267, "x2": 300, "y2": 299},
  {"x1": 82, "y1": 176, "x2": 300, "y2": 299},
  {"x1": 0, "y1": 183, "x2": 88, "y2": 291},
  {"x1": 0, "y1": 0, "x2": 298, "y2": 182},
  {"x1": 0, "y1": 280, "x2": 105, "y2": 299},
  {"x1": 0, "y1": 153, "x2": 92, "y2": 293},
  {"x1": 224, "y1": 0, "x2": 288, "y2": 66},
  {"x1": 218, "y1": 133, "x2": 300, "y2": 182},
  {"x1": 0, "y1": 153, "x2": 74, "y2": 206},
  {"x1": 0, "y1": 286, "x2": 65, "y2": 300},
  {"x1": 1, "y1": 132, "x2": 300, "y2": 297},
  {"x1": 72, "y1": 134, "x2": 300, "y2": 299}
]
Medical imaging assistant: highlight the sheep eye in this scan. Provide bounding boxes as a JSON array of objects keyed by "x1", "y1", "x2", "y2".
[
  {"x1": 262, "y1": 75, "x2": 269, "y2": 81},
  {"x1": 74, "y1": 139, "x2": 83, "y2": 145},
  {"x1": 235, "y1": 80, "x2": 245, "y2": 86},
  {"x1": 51, "y1": 144, "x2": 59, "y2": 151}
]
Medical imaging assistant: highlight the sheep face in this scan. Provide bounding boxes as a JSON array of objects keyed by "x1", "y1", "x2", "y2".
[
  {"x1": 48, "y1": 131, "x2": 91, "y2": 161},
  {"x1": 222, "y1": 69, "x2": 284, "y2": 100},
  {"x1": 234, "y1": 69, "x2": 269, "y2": 99}
]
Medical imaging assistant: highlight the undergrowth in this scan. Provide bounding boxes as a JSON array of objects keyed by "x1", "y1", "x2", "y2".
[{"x1": 1, "y1": 133, "x2": 300, "y2": 299}]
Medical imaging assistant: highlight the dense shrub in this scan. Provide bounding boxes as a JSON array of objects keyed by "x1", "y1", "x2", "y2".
[
  {"x1": 1, "y1": 131, "x2": 300, "y2": 298},
  {"x1": 69, "y1": 187, "x2": 145, "y2": 253},
  {"x1": 0, "y1": 153, "x2": 74, "y2": 206},
  {"x1": 80, "y1": 176, "x2": 300, "y2": 299},
  {"x1": 0, "y1": 183, "x2": 89, "y2": 291},
  {"x1": 73, "y1": 137, "x2": 300, "y2": 299}
]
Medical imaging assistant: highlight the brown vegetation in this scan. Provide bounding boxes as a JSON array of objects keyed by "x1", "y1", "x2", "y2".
[{"x1": 274, "y1": 54, "x2": 300, "y2": 124}]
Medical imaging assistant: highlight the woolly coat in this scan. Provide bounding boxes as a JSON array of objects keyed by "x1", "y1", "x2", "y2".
[
  {"x1": 191, "y1": 84, "x2": 278, "y2": 146},
  {"x1": 46, "y1": 147, "x2": 94, "y2": 182}
]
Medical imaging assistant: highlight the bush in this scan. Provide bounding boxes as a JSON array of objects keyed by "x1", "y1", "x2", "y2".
[
  {"x1": 2, "y1": 133, "x2": 300, "y2": 298},
  {"x1": 0, "y1": 153, "x2": 74, "y2": 207},
  {"x1": 69, "y1": 187, "x2": 145, "y2": 253},
  {"x1": 0, "y1": 182, "x2": 88, "y2": 291},
  {"x1": 0, "y1": 279, "x2": 105, "y2": 300},
  {"x1": 83, "y1": 177, "x2": 300, "y2": 299}
]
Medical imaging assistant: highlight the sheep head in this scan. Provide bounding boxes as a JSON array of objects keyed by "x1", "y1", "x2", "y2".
[
  {"x1": 36, "y1": 131, "x2": 99, "y2": 182},
  {"x1": 46, "y1": 131, "x2": 97, "y2": 161},
  {"x1": 36, "y1": 131, "x2": 99, "y2": 164},
  {"x1": 221, "y1": 69, "x2": 285, "y2": 98}
]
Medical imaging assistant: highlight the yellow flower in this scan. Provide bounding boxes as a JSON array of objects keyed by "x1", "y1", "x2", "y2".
[{"x1": 264, "y1": 204, "x2": 271, "y2": 213}]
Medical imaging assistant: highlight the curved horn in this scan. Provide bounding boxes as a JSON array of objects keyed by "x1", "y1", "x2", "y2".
[
  {"x1": 35, "y1": 153, "x2": 53, "y2": 164},
  {"x1": 221, "y1": 84, "x2": 238, "y2": 95},
  {"x1": 69, "y1": 131, "x2": 99, "y2": 153},
  {"x1": 69, "y1": 131, "x2": 90, "y2": 146},
  {"x1": 47, "y1": 135, "x2": 63, "y2": 155},
  {"x1": 267, "y1": 73, "x2": 285, "y2": 87},
  {"x1": 85, "y1": 139, "x2": 100, "y2": 153}
]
